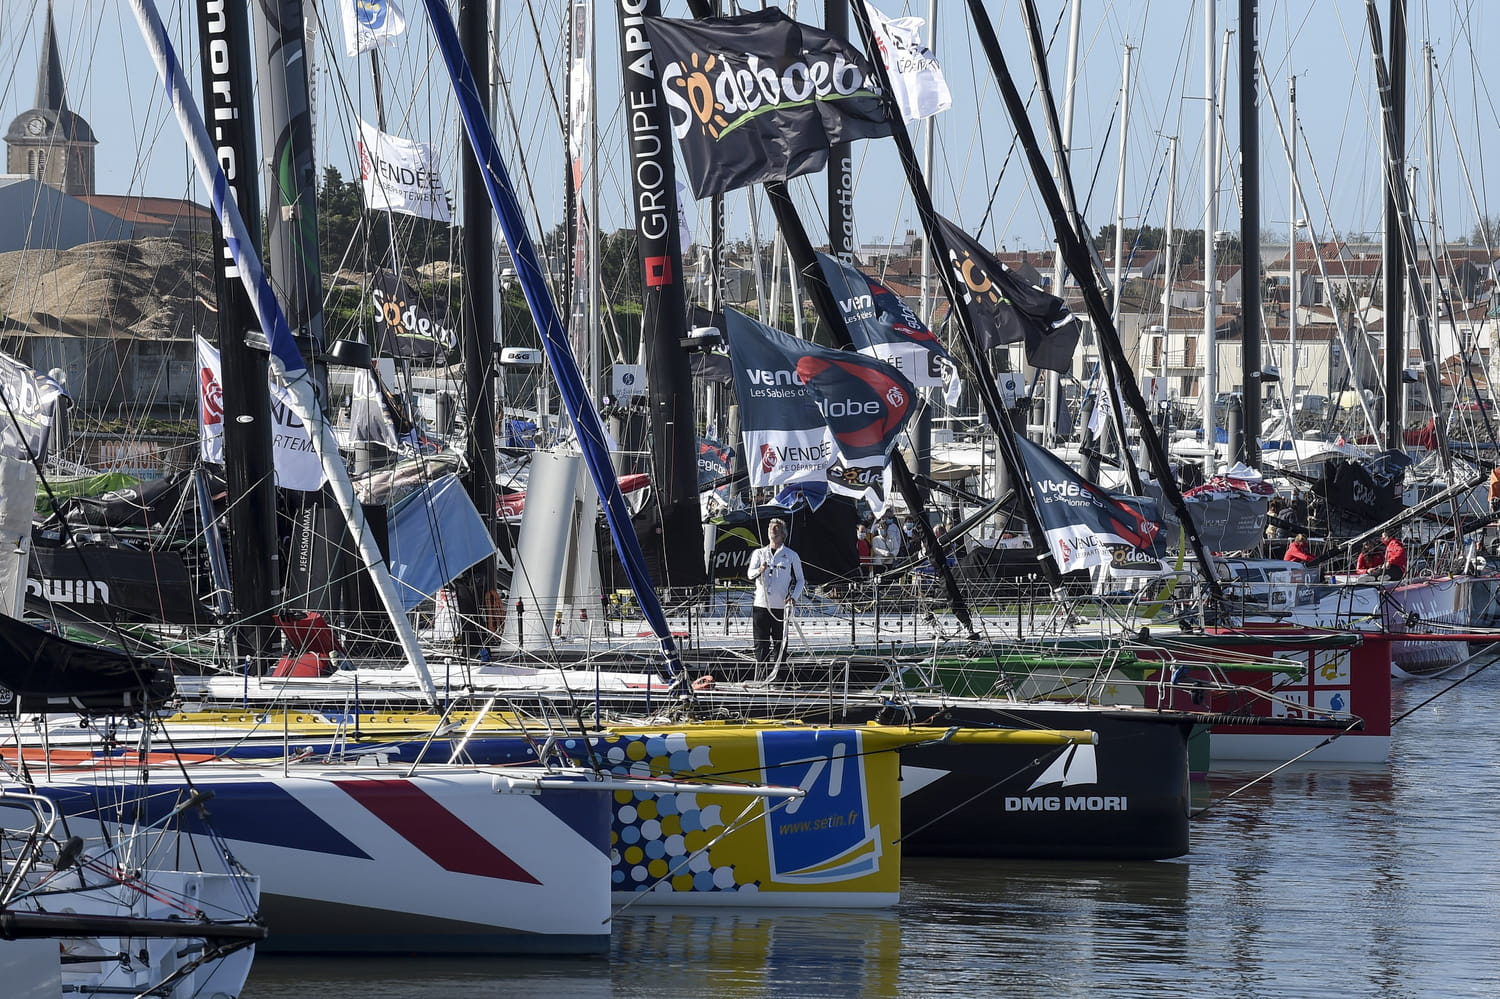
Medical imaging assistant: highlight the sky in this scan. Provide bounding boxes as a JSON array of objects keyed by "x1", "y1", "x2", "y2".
[{"x1": 4, "y1": 1, "x2": 1499, "y2": 258}]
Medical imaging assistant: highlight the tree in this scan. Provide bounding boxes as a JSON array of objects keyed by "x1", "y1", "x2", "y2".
[{"x1": 1468, "y1": 215, "x2": 1500, "y2": 249}]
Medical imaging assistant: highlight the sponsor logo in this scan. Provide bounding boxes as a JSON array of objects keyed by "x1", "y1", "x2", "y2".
[
  {"x1": 794, "y1": 356, "x2": 909, "y2": 450},
  {"x1": 372, "y1": 284, "x2": 457, "y2": 350},
  {"x1": 1003, "y1": 796, "x2": 1129, "y2": 812},
  {"x1": 758, "y1": 441, "x2": 832, "y2": 473},
  {"x1": 200, "y1": 366, "x2": 224, "y2": 426},
  {"x1": 659, "y1": 48, "x2": 879, "y2": 142},
  {"x1": 947, "y1": 247, "x2": 1009, "y2": 308},
  {"x1": 26, "y1": 578, "x2": 110, "y2": 605}
]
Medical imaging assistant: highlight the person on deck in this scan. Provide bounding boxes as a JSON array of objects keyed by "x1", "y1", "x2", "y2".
[
  {"x1": 1381, "y1": 532, "x2": 1408, "y2": 581},
  {"x1": 1355, "y1": 541, "x2": 1385, "y2": 577},
  {"x1": 856, "y1": 524, "x2": 873, "y2": 575},
  {"x1": 747, "y1": 518, "x2": 805, "y2": 670},
  {"x1": 1284, "y1": 534, "x2": 1315, "y2": 564}
]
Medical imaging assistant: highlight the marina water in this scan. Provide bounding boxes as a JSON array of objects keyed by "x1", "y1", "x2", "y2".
[{"x1": 242, "y1": 667, "x2": 1499, "y2": 998}]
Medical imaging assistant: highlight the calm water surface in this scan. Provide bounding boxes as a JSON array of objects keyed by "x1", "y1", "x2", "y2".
[{"x1": 243, "y1": 668, "x2": 1500, "y2": 998}]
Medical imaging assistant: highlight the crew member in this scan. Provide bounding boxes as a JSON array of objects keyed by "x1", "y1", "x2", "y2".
[{"x1": 1381, "y1": 532, "x2": 1408, "y2": 581}]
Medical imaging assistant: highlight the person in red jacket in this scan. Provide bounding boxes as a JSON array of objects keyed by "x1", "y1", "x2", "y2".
[
  {"x1": 1355, "y1": 540, "x2": 1384, "y2": 575},
  {"x1": 1381, "y1": 532, "x2": 1408, "y2": 580},
  {"x1": 1284, "y1": 534, "x2": 1315, "y2": 563}
]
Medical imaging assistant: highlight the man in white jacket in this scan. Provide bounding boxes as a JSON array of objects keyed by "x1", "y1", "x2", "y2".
[{"x1": 747, "y1": 518, "x2": 805, "y2": 669}]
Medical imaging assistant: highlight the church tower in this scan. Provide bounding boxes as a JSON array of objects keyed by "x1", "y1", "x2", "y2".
[{"x1": 5, "y1": 2, "x2": 97, "y2": 196}]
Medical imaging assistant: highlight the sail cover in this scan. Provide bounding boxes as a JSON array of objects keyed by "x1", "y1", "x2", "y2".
[
  {"x1": 0, "y1": 614, "x2": 174, "y2": 714},
  {"x1": 641, "y1": 8, "x2": 892, "y2": 198},
  {"x1": 1017, "y1": 437, "x2": 1164, "y2": 573},
  {"x1": 724, "y1": 308, "x2": 915, "y2": 499}
]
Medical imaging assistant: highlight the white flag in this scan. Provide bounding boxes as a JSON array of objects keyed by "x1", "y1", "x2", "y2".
[
  {"x1": 196, "y1": 337, "x2": 325, "y2": 491},
  {"x1": 358, "y1": 121, "x2": 451, "y2": 222},
  {"x1": 343, "y1": 0, "x2": 406, "y2": 56},
  {"x1": 863, "y1": 3, "x2": 953, "y2": 122}
]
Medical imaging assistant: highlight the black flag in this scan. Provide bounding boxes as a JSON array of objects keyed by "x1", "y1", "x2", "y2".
[
  {"x1": 643, "y1": 9, "x2": 893, "y2": 198},
  {"x1": 369, "y1": 270, "x2": 458, "y2": 361},
  {"x1": 934, "y1": 215, "x2": 1081, "y2": 372}
]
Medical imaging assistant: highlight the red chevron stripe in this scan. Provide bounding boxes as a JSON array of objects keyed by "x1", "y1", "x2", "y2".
[{"x1": 336, "y1": 779, "x2": 541, "y2": 884}]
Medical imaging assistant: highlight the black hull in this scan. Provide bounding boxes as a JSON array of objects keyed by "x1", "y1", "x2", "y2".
[{"x1": 820, "y1": 703, "x2": 1192, "y2": 861}]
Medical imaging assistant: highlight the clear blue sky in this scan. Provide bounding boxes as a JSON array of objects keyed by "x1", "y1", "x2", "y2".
[{"x1": 6, "y1": 1, "x2": 1498, "y2": 255}]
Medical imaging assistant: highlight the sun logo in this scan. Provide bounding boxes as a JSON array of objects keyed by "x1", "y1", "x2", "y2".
[
  {"x1": 672, "y1": 52, "x2": 729, "y2": 138},
  {"x1": 948, "y1": 248, "x2": 1004, "y2": 307}
]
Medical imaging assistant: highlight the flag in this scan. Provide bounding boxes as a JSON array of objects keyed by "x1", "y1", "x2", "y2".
[
  {"x1": 196, "y1": 336, "x2": 324, "y2": 491},
  {"x1": 642, "y1": 9, "x2": 893, "y2": 198},
  {"x1": 935, "y1": 214, "x2": 1081, "y2": 372},
  {"x1": 358, "y1": 121, "x2": 451, "y2": 222},
  {"x1": 862, "y1": 2, "x2": 952, "y2": 121},
  {"x1": 349, "y1": 367, "x2": 399, "y2": 449},
  {"x1": 369, "y1": 269, "x2": 457, "y2": 360},
  {"x1": 1016, "y1": 436, "x2": 1163, "y2": 573},
  {"x1": 0, "y1": 352, "x2": 65, "y2": 462},
  {"x1": 817, "y1": 252, "x2": 962, "y2": 406},
  {"x1": 724, "y1": 308, "x2": 915, "y2": 499},
  {"x1": 343, "y1": 0, "x2": 406, "y2": 56}
]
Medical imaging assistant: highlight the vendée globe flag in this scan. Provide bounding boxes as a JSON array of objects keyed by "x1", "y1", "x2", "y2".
[
  {"x1": 642, "y1": 9, "x2": 893, "y2": 199},
  {"x1": 1016, "y1": 436, "x2": 1163, "y2": 573},
  {"x1": 817, "y1": 251, "x2": 962, "y2": 406},
  {"x1": 935, "y1": 214, "x2": 1081, "y2": 372},
  {"x1": 724, "y1": 309, "x2": 915, "y2": 499}
]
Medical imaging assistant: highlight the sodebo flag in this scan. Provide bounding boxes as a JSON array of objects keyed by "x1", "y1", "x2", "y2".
[
  {"x1": 724, "y1": 309, "x2": 915, "y2": 498},
  {"x1": 358, "y1": 121, "x2": 451, "y2": 222}
]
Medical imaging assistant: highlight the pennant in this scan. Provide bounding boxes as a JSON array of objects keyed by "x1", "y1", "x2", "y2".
[
  {"x1": 358, "y1": 121, "x2": 451, "y2": 222},
  {"x1": 724, "y1": 309, "x2": 914, "y2": 500},
  {"x1": 343, "y1": 0, "x2": 406, "y2": 56},
  {"x1": 196, "y1": 336, "x2": 324, "y2": 491},
  {"x1": 369, "y1": 269, "x2": 457, "y2": 360},
  {"x1": 817, "y1": 252, "x2": 961, "y2": 406},
  {"x1": 0, "y1": 352, "x2": 65, "y2": 462},
  {"x1": 935, "y1": 215, "x2": 1081, "y2": 372},
  {"x1": 643, "y1": 9, "x2": 893, "y2": 198},
  {"x1": 1016, "y1": 436, "x2": 1163, "y2": 573},
  {"x1": 862, "y1": 2, "x2": 952, "y2": 121}
]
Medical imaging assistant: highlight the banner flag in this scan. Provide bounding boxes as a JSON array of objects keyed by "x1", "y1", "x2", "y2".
[
  {"x1": 358, "y1": 121, "x2": 451, "y2": 222},
  {"x1": 724, "y1": 309, "x2": 915, "y2": 499},
  {"x1": 935, "y1": 214, "x2": 1081, "y2": 372},
  {"x1": 642, "y1": 9, "x2": 893, "y2": 198},
  {"x1": 369, "y1": 269, "x2": 457, "y2": 360},
  {"x1": 196, "y1": 336, "x2": 324, "y2": 491},
  {"x1": 343, "y1": 0, "x2": 406, "y2": 56},
  {"x1": 0, "y1": 352, "x2": 65, "y2": 462},
  {"x1": 1017, "y1": 436, "x2": 1163, "y2": 573},
  {"x1": 862, "y1": 2, "x2": 952, "y2": 121},
  {"x1": 817, "y1": 251, "x2": 961, "y2": 406}
]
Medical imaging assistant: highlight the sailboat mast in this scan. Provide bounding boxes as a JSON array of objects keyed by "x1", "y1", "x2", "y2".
[
  {"x1": 616, "y1": 0, "x2": 704, "y2": 589},
  {"x1": 1379, "y1": 0, "x2": 1406, "y2": 450},
  {"x1": 252, "y1": 0, "x2": 327, "y2": 379},
  {"x1": 458, "y1": 0, "x2": 500, "y2": 641},
  {"x1": 193, "y1": 0, "x2": 281, "y2": 664},
  {"x1": 1238, "y1": 0, "x2": 1262, "y2": 467},
  {"x1": 1288, "y1": 75, "x2": 1298, "y2": 422},
  {"x1": 1201, "y1": 0, "x2": 1218, "y2": 476}
]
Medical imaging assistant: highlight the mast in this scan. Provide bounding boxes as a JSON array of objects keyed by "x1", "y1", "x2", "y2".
[
  {"x1": 954, "y1": 0, "x2": 1226, "y2": 599},
  {"x1": 1238, "y1": 0, "x2": 1262, "y2": 467},
  {"x1": 1288, "y1": 75, "x2": 1298, "y2": 424},
  {"x1": 1380, "y1": 0, "x2": 1406, "y2": 449},
  {"x1": 1201, "y1": 0, "x2": 1219, "y2": 475},
  {"x1": 457, "y1": 0, "x2": 500, "y2": 643},
  {"x1": 1038, "y1": 0, "x2": 1083, "y2": 445},
  {"x1": 616, "y1": 0, "x2": 704, "y2": 590},
  {"x1": 193, "y1": 0, "x2": 280, "y2": 664},
  {"x1": 251, "y1": 0, "x2": 326, "y2": 377}
]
